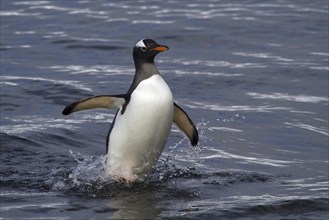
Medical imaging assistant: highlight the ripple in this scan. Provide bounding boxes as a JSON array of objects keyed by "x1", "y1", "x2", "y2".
[
  {"x1": 132, "y1": 20, "x2": 174, "y2": 24},
  {"x1": 1, "y1": 120, "x2": 76, "y2": 135},
  {"x1": 247, "y1": 92, "x2": 329, "y2": 103},
  {"x1": 310, "y1": 52, "x2": 329, "y2": 56},
  {"x1": 12, "y1": 1, "x2": 50, "y2": 5},
  {"x1": 198, "y1": 148, "x2": 294, "y2": 167},
  {"x1": 309, "y1": 66, "x2": 329, "y2": 71},
  {"x1": 1, "y1": 112, "x2": 114, "y2": 135},
  {"x1": 29, "y1": 5, "x2": 71, "y2": 12},
  {"x1": 208, "y1": 127, "x2": 243, "y2": 133},
  {"x1": 0, "y1": 11, "x2": 41, "y2": 16},
  {"x1": 172, "y1": 59, "x2": 267, "y2": 69},
  {"x1": 14, "y1": 31, "x2": 36, "y2": 35},
  {"x1": 0, "y1": 202, "x2": 66, "y2": 212},
  {"x1": 284, "y1": 178, "x2": 329, "y2": 192},
  {"x1": 233, "y1": 52, "x2": 294, "y2": 62},
  {"x1": 106, "y1": 18, "x2": 129, "y2": 22},
  {"x1": 65, "y1": 45, "x2": 126, "y2": 51},
  {"x1": 43, "y1": 65, "x2": 134, "y2": 76},
  {"x1": 225, "y1": 197, "x2": 329, "y2": 218},
  {"x1": 0, "y1": 45, "x2": 32, "y2": 49},
  {"x1": 173, "y1": 70, "x2": 243, "y2": 77},
  {"x1": 0, "y1": 76, "x2": 92, "y2": 92},
  {"x1": 284, "y1": 122, "x2": 329, "y2": 136},
  {"x1": 186, "y1": 102, "x2": 292, "y2": 113},
  {"x1": 0, "y1": 81, "x2": 19, "y2": 86}
]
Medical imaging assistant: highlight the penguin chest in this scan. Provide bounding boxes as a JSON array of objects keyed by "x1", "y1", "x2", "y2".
[{"x1": 107, "y1": 75, "x2": 174, "y2": 179}]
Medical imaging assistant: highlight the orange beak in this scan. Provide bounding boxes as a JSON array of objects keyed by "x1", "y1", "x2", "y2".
[{"x1": 151, "y1": 45, "x2": 169, "y2": 52}]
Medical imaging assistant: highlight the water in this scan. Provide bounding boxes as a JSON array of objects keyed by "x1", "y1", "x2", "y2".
[{"x1": 1, "y1": 0, "x2": 328, "y2": 219}]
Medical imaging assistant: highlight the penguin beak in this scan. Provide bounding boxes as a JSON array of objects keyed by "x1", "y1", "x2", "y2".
[{"x1": 150, "y1": 45, "x2": 169, "y2": 52}]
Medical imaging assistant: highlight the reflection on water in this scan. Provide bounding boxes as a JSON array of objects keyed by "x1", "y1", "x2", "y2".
[{"x1": 106, "y1": 190, "x2": 163, "y2": 219}]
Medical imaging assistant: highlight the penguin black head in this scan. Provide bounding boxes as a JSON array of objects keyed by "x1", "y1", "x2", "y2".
[{"x1": 133, "y1": 39, "x2": 169, "y2": 64}]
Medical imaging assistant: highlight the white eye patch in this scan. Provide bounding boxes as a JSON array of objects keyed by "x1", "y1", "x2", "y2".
[{"x1": 135, "y1": 39, "x2": 146, "y2": 48}]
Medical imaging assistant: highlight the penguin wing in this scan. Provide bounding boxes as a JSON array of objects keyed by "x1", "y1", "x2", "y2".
[
  {"x1": 62, "y1": 95, "x2": 127, "y2": 115},
  {"x1": 173, "y1": 103, "x2": 199, "y2": 146}
]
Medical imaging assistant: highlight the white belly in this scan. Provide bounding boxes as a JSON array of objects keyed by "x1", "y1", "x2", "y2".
[{"x1": 106, "y1": 75, "x2": 174, "y2": 181}]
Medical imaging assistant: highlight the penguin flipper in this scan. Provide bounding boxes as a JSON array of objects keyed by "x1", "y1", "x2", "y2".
[
  {"x1": 62, "y1": 95, "x2": 126, "y2": 115},
  {"x1": 173, "y1": 103, "x2": 199, "y2": 146}
]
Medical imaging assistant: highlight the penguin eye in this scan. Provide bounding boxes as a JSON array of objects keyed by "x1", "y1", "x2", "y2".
[{"x1": 140, "y1": 47, "x2": 147, "y2": 52}]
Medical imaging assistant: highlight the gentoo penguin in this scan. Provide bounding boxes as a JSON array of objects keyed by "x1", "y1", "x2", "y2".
[{"x1": 62, "y1": 39, "x2": 198, "y2": 182}]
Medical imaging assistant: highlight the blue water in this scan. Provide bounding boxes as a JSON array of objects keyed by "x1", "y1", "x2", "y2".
[{"x1": 1, "y1": 0, "x2": 328, "y2": 219}]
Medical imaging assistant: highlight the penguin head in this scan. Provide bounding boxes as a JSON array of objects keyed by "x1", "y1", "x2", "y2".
[{"x1": 133, "y1": 39, "x2": 169, "y2": 64}]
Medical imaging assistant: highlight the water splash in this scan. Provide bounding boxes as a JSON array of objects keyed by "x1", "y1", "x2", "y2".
[{"x1": 47, "y1": 141, "x2": 202, "y2": 197}]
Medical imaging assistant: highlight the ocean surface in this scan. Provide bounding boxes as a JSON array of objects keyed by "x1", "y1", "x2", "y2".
[{"x1": 1, "y1": 0, "x2": 328, "y2": 219}]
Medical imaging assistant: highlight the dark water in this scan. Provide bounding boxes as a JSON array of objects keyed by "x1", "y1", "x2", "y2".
[{"x1": 1, "y1": 0, "x2": 328, "y2": 219}]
